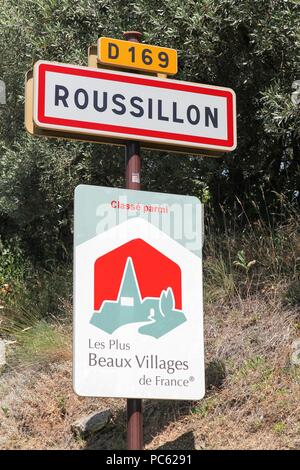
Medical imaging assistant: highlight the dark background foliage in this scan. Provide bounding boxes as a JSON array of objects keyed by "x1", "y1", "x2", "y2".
[{"x1": 0, "y1": 0, "x2": 299, "y2": 265}]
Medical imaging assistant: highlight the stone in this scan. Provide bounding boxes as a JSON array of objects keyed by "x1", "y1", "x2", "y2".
[
  {"x1": 0, "y1": 340, "x2": 6, "y2": 368},
  {"x1": 71, "y1": 410, "x2": 111, "y2": 437},
  {"x1": 0, "y1": 339, "x2": 16, "y2": 370}
]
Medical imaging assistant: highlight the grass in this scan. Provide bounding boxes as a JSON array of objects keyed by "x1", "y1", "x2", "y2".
[
  {"x1": 0, "y1": 194, "x2": 299, "y2": 449},
  {"x1": 0, "y1": 306, "x2": 299, "y2": 450},
  {"x1": 0, "y1": 241, "x2": 72, "y2": 366},
  {"x1": 191, "y1": 397, "x2": 217, "y2": 417},
  {"x1": 203, "y1": 194, "x2": 299, "y2": 306},
  {"x1": 9, "y1": 320, "x2": 71, "y2": 365},
  {"x1": 273, "y1": 422, "x2": 286, "y2": 434},
  {"x1": 0, "y1": 285, "x2": 299, "y2": 450}
]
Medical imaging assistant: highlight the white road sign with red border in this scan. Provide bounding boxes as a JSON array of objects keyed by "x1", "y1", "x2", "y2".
[{"x1": 33, "y1": 61, "x2": 236, "y2": 153}]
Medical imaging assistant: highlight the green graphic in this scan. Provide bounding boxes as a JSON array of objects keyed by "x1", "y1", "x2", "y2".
[{"x1": 90, "y1": 258, "x2": 186, "y2": 338}]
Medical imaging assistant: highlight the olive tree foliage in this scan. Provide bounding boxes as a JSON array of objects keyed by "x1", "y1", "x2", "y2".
[{"x1": 0, "y1": 0, "x2": 299, "y2": 264}]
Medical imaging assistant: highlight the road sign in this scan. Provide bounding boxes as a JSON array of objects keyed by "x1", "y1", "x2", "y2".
[
  {"x1": 73, "y1": 184, "x2": 205, "y2": 400},
  {"x1": 97, "y1": 37, "x2": 178, "y2": 75},
  {"x1": 32, "y1": 61, "x2": 236, "y2": 154}
]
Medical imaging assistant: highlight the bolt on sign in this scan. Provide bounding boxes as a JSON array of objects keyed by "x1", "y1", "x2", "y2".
[
  {"x1": 97, "y1": 37, "x2": 178, "y2": 75},
  {"x1": 73, "y1": 185, "x2": 205, "y2": 400},
  {"x1": 31, "y1": 61, "x2": 236, "y2": 155}
]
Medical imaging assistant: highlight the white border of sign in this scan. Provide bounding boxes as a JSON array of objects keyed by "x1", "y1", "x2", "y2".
[
  {"x1": 73, "y1": 216, "x2": 205, "y2": 400},
  {"x1": 33, "y1": 61, "x2": 236, "y2": 153}
]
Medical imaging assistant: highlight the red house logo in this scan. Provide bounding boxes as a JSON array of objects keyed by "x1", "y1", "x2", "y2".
[{"x1": 90, "y1": 238, "x2": 186, "y2": 338}]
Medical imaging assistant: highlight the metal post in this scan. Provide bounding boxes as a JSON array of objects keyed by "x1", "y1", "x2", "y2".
[
  {"x1": 124, "y1": 30, "x2": 143, "y2": 451},
  {"x1": 126, "y1": 141, "x2": 141, "y2": 190}
]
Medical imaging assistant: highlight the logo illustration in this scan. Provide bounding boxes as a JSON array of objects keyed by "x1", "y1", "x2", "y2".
[{"x1": 90, "y1": 239, "x2": 187, "y2": 338}]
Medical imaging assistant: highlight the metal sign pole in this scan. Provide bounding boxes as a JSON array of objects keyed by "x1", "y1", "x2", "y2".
[{"x1": 123, "y1": 31, "x2": 144, "y2": 451}]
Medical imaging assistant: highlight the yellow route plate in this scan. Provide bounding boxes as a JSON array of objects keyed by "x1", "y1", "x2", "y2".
[{"x1": 97, "y1": 37, "x2": 177, "y2": 75}]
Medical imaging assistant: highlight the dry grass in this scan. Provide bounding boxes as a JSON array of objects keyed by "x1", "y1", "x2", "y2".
[
  {"x1": 146, "y1": 289, "x2": 300, "y2": 450},
  {"x1": 0, "y1": 201, "x2": 299, "y2": 449},
  {"x1": 0, "y1": 360, "x2": 130, "y2": 450},
  {"x1": 0, "y1": 288, "x2": 299, "y2": 450}
]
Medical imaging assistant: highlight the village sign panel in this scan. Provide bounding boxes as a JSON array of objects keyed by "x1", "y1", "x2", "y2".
[{"x1": 73, "y1": 185, "x2": 205, "y2": 400}]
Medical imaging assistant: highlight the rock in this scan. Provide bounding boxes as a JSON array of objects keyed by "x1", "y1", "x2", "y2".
[
  {"x1": 0, "y1": 339, "x2": 16, "y2": 371},
  {"x1": 0, "y1": 339, "x2": 6, "y2": 368},
  {"x1": 290, "y1": 339, "x2": 300, "y2": 366},
  {"x1": 71, "y1": 410, "x2": 112, "y2": 437}
]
